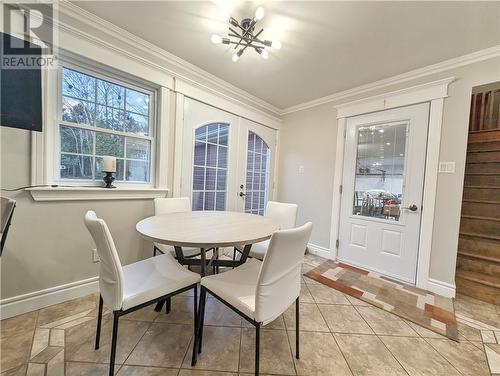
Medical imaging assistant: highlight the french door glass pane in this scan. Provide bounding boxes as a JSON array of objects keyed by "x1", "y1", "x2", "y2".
[
  {"x1": 192, "y1": 123, "x2": 229, "y2": 211},
  {"x1": 245, "y1": 131, "x2": 270, "y2": 216},
  {"x1": 353, "y1": 122, "x2": 407, "y2": 221}
]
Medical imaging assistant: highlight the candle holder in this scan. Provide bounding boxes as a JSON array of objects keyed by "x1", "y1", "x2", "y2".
[{"x1": 103, "y1": 172, "x2": 116, "y2": 188}]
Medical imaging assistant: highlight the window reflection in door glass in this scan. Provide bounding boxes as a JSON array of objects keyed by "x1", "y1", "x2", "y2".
[{"x1": 353, "y1": 122, "x2": 407, "y2": 221}]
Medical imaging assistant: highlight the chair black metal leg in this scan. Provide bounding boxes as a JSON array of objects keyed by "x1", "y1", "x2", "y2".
[
  {"x1": 197, "y1": 286, "x2": 207, "y2": 354},
  {"x1": 191, "y1": 285, "x2": 198, "y2": 366},
  {"x1": 109, "y1": 312, "x2": 119, "y2": 376},
  {"x1": 255, "y1": 323, "x2": 261, "y2": 376},
  {"x1": 153, "y1": 246, "x2": 157, "y2": 256},
  {"x1": 295, "y1": 297, "x2": 300, "y2": 359},
  {"x1": 154, "y1": 300, "x2": 165, "y2": 312},
  {"x1": 165, "y1": 297, "x2": 171, "y2": 314},
  {"x1": 95, "y1": 295, "x2": 103, "y2": 350}
]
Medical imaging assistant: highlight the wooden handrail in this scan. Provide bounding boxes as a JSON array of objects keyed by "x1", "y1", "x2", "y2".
[{"x1": 469, "y1": 89, "x2": 500, "y2": 132}]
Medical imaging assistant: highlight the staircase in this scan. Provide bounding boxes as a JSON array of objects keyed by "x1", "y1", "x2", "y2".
[{"x1": 455, "y1": 86, "x2": 500, "y2": 305}]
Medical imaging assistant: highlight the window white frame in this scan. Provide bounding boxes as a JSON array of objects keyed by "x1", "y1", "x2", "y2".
[
  {"x1": 30, "y1": 51, "x2": 170, "y2": 200},
  {"x1": 329, "y1": 77, "x2": 455, "y2": 296}
]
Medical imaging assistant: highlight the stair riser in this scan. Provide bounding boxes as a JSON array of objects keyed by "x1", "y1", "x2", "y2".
[
  {"x1": 463, "y1": 187, "x2": 500, "y2": 201},
  {"x1": 460, "y1": 217, "x2": 500, "y2": 236},
  {"x1": 465, "y1": 162, "x2": 500, "y2": 174},
  {"x1": 459, "y1": 236, "x2": 500, "y2": 259},
  {"x1": 464, "y1": 174, "x2": 500, "y2": 186},
  {"x1": 467, "y1": 150, "x2": 500, "y2": 163},
  {"x1": 467, "y1": 141, "x2": 500, "y2": 152},
  {"x1": 456, "y1": 277, "x2": 500, "y2": 305},
  {"x1": 461, "y1": 201, "x2": 500, "y2": 218},
  {"x1": 457, "y1": 255, "x2": 500, "y2": 276}
]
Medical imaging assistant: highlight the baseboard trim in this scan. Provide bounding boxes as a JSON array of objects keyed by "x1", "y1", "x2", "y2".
[
  {"x1": 427, "y1": 278, "x2": 456, "y2": 298},
  {"x1": 0, "y1": 277, "x2": 99, "y2": 319},
  {"x1": 307, "y1": 243, "x2": 332, "y2": 259}
]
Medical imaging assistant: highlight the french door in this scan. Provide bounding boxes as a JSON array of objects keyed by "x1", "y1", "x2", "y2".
[
  {"x1": 338, "y1": 103, "x2": 430, "y2": 283},
  {"x1": 181, "y1": 98, "x2": 276, "y2": 213}
]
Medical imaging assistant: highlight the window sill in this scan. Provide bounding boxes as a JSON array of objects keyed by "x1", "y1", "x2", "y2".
[{"x1": 27, "y1": 186, "x2": 169, "y2": 202}]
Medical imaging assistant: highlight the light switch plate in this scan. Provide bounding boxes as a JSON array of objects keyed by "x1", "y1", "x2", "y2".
[{"x1": 438, "y1": 161, "x2": 455, "y2": 173}]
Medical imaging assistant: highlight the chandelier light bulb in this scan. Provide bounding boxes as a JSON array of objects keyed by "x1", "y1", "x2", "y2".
[
  {"x1": 232, "y1": 53, "x2": 239, "y2": 62},
  {"x1": 254, "y1": 6, "x2": 265, "y2": 21},
  {"x1": 211, "y1": 34, "x2": 223, "y2": 44},
  {"x1": 261, "y1": 49, "x2": 269, "y2": 59},
  {"x1": 271, "y1": 40, "x2": 282, "y2": 50}
]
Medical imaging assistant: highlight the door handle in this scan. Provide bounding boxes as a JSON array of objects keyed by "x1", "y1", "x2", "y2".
[
  {"x1": 402, "y1": 204, "x2": 418, "y2": 212},
  {"x1": 239, "y1": 192, "x2": 246, "y2": 197}
]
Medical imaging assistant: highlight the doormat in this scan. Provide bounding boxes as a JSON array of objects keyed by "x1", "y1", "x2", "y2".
[{"x1": 305, "y1": 260, "x2": 459, "y2": 341}]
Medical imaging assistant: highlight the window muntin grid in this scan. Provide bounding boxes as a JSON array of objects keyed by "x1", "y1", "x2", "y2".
[{"x1": 245, "y1": 131, "x2": 270, "y2": 215}]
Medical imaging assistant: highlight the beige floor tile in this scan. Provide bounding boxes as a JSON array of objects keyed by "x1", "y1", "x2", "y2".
[
  {"x1": 485, "y1": 343, "x2": 500, "y2": 374},
  {"x1": 50, "y1": 328, "x2": 65, "y2": 347},
  {"x1": 29, "y1": 345, "x2": 63, "y2": 363},
  {"x1": 183, "y1": 326, "x2": 240, "y2": 372},
  {"x1": 65, "y1": 361, "x2": 111, "y2": 376},
  {"x1": 26, "y1": 362, "x2": 45, "y2": 376},
  {"x1": 37, "y1": 294, "x2": 98, "y2": 327},
  {"x1": 202, "y1": 298, "x2": 242, "y2": 327},
  {"x1": 239, "y1": 328, "x2": 295, "y2": 375},
  {"x1": 0, "y1": 311, "x2": 38, "y2": 339},
  {"x1": 242, "y1": 315, "x2": 286, "y2": 330},
  {"x1": 46, "y1": 348, "x2": 65, "y2": 376},
  {"x1": 30, "y1": 328, "x2": 50, "y2": 358},
  {"x1": 457, "y1": 321, "x2": 482, "y2": 341},
  {"x1": 288, "y1": 330, "x2": 351, "y2": 376},
  {"x1": 0, "y1": 327, "x2": 33, "y2": 372},
  {"x1": 179, "y1": 370, "x2": 237, "y2": 376},
  {"x1": 126, "y1": 323, "x2": 192, "y2": 368},
  {"x1": 299, "y1": 285, "x2": 315, "y2": 303},
  {"x1": 380, "y1": 336, "x2": 460, "y2": 375},
  {"x1": 355, "y1": 306, "x2": 418, "y2": 336},
  {"x1": 334, "y1": 333, "x2": 407, "y2": 376},
  {"x1": 319, "y1": 305, "x2": 373, "y2": 334},
  {"x1": 155, "y1": 296, "x2": 195, "y2": 325},
  {"x1": 404, "y1": 320, "x2": 446, "y2": 339},
  {"x1": 302, "y1": 275, "x2": 322, "y2": 286},
  {"x1": 454, "y1": 294, "x2": 500, "y2": 328},
  {"x1": 283, "y1": 303, "x2": 329, "y2": 332},
  {"x1": 117, "y1": 365, "x2": 178, "y2": 375},
  {"x1": 66, "y1": 317, "x2": 150, "y2": 365},
  {"x1": 121, "y1": 306, "x2": 161, "y2": 323},
  {"x1": 345, "y1": 295, "x2": 370, "y2": 307},
  {"x1": 308, "y1": 284, "x2": 351, "y2": 305},
  {"x1": 425, "y1": 338, "x2": 490, "y2": 376},
  {"x1": 0, "y1": 364, "x2": 27, "y2": 376}
]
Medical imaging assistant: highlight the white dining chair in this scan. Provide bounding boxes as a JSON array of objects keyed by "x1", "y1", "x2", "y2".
[
  {"x1": 84, "y1": 211, "x2": 200, "y2": 376},
  {"x1": 234, "y1": 201, "x2": 299, "y2": 260},
  {"x1": 192, "y1": 222, "x2": 313, "y2": 375},
  {"x1": 153, "y1": 197, "x2": 201, "y2": 258}
]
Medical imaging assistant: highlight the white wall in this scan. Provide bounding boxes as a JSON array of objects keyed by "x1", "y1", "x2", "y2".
[{"x1": 278, "y1": 56, "x2": 500, "y2": 286}]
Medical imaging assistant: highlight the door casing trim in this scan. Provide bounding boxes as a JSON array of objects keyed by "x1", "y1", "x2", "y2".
[{"x1": 329, "y1": 77, "x2": 454, "y2": 295}]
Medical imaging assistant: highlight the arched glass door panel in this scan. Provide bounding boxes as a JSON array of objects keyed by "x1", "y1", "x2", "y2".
[
  {"x1": 192, "y1": 123, "x2": 229, "y2": 211},
  {"x1": 245, "y1": 131, "x2": 270, "y2": 215}
]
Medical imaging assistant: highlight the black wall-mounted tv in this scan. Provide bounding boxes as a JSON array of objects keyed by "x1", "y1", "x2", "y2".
[{"x1": 0, "y1": 32, "x2": 43, "y2": 132}]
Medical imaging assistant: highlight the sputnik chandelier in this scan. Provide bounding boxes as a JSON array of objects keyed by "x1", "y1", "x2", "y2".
[{"x1": 211, "y1": 6, "x2": 281, "y2": 62}]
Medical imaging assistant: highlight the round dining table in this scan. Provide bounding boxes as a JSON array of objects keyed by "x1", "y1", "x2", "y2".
[{"x1": 136, "y1": 211, "x2": 280, "y2": 277}]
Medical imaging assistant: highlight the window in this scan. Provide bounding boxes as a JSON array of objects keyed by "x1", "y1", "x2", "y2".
[
  {"x1": 245, "y1": 131, "x2": 270, "y2": 215},
  {"x1": 191, "y1": 123, "x2": 229, "y2": 211},
  {"x1": 58, "y1": 66, "x2": 154, "y2": 183}
]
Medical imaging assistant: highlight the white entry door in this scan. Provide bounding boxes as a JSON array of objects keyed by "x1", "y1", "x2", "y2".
[
  {"x1": 181, "y1": 98, "x2": 276, "y2": 213},
  {"x1": 338, "y1": 103, "x2": 430, "y2": 283}
]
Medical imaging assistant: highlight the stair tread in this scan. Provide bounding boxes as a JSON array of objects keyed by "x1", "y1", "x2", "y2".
[
  {"x1": 465, "y1": 172, "x2": 500, "y2": 176},
  {"x1": 456, "y1": 270, "x2": 500, "y2": 289},
  {"x1": 459, "y1": 231, "x2": 500, "y2": 241},
  {"x1": 463, "y1": 185, "x2": 500, "y2": 189},
  {"x1": 467, "y1": 149, "x2": 500, "y2": 153},
  {"x1": 461, "y1": 215, "x2": 500, "y2": 222},
  {"x1": 457, "y1": 250, "x2": 500, "y2": 264},
  {"x1": 462, "y1": 199, "x2": 500, "y2": 204}
]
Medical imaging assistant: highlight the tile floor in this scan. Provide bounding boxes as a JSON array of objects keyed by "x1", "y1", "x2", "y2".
[{"x1": 1, "y1": 254, "x2": 500, "y2": 376}]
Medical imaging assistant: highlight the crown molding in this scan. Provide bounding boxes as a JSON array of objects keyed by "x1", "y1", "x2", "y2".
[
  {"x1": 57, "y1": 1, "x2": 282, "y2": 122},
  {"x1": 281, "y1": 44, "x2": 500, "y2": 115}
]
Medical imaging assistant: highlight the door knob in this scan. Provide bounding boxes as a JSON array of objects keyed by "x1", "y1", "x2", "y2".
[
  {"x1": 239, "y1": 192, "x2": 246, "y2": 197},
  {"x1": 403, "y1": 204, "x2": 418, "y2": 212}
]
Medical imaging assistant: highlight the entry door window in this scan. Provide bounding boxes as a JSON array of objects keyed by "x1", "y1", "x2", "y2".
[
  {"x1": 353, "y1": 122, "x2": 408, "y2": 221},
  {"x1": 192, "y1": 123, "x2": 229, "y2": 211},
  {"x1": 245, "y1": 131, "x2": 270, "y2": 215}
]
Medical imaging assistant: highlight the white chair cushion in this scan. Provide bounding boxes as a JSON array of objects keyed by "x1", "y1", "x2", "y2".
[
  {"x1": 201, "y1": 258, "x2": 262, "y2": 321},
  {"x1": 248, "y1": 240, "x2": 269, "y2": 260},
  {"x1": 154, "y1": 243, "x2": 202, "y2": 258},
  {"x1": 121, "y1": 253, "x2": 200, "y2": 311}
]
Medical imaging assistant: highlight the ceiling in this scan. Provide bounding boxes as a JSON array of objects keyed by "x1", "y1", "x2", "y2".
[{"x1": 72, "y1": 1, "x2": 500, "y2": 109}]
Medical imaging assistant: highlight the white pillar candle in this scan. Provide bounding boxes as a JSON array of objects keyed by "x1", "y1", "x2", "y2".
[{"x1": 102, "y1": 156, "x2": 116, "y2": 172}]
